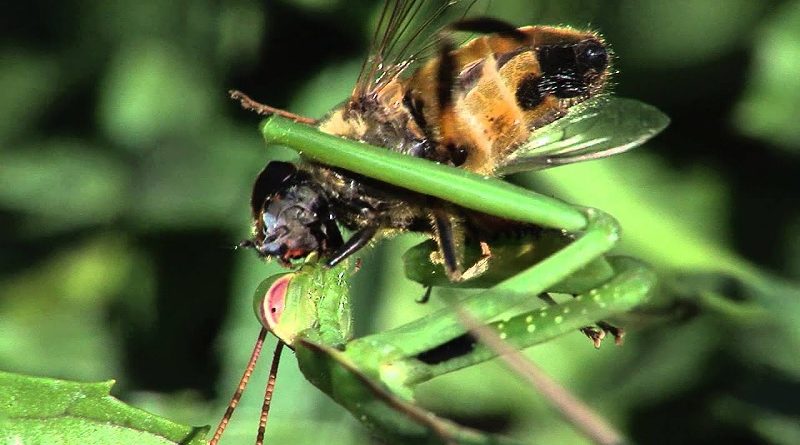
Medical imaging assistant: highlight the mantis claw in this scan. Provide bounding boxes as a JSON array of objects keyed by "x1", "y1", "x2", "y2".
[
  {"x1": 597, "y1": 321, "x2": 625, "y2": 346},
  {"x1": 581, "y1": 321, "x2": 625, "y2": 348},
  {"x1": 580, "y1": 325, "x2": 606, "y2": 348}
]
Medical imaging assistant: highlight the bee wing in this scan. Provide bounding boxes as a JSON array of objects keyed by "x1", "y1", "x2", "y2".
[
  {"x1": 495, "y1": 96, "x2": 670, "y2": 175},
  {"x1": 352, "y1": 0, "x2": 487, "y2": 100}
]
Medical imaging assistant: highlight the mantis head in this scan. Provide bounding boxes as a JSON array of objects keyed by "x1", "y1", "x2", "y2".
[
  {"x1": 252, "y1": 259, "x2": 352, "y2": 347},
  {"x1": 213, "y1": 260, "x2": 351, "y2": 445}
]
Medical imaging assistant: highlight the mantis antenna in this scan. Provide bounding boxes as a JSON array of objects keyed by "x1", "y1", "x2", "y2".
[
  {"x1": 210, "y1": 328, "x2": 285, "y2": 445},
  {"x1": 257, "y1": 341, "x2": 284, "y2": 444}
]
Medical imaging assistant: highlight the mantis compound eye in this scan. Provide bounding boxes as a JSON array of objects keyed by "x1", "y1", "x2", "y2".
[
  {"x1": 253, "y1": 272, "x2": 316, "y2": 348},
  {"x1": 253, "y1": 273, "x2": 293, "y2": 335}
]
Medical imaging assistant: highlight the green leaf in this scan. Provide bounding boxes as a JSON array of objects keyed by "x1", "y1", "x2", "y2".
[
  {"x1": 529, "y1": 152, "x2": 742, "y2": 274},
  {"x1": 0, "y1": 50, "x2": 59, "y2": 142},
  {"x1": 98, "y1": 40, "x2": 214, "y2": 149},
  {"x1": 0, "y1": 371, "x2": 207, "y2": 445},
  {"x1": 613, "y1": 0, "x2": 764, "y2": 67},
  {"x1": 0, "y1": 235, "x2": 133, "y2": 380},
  {"x1": 0, "y1": 141, "x2": 128, "y2": 231},
  {"x1": 734, "y1": 0, "x2": 800, "y2": 152}
]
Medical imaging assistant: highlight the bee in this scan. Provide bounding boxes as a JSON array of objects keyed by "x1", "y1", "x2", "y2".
[{"x1": 235, "y1": 0, "x2": 662, "y2": 281}]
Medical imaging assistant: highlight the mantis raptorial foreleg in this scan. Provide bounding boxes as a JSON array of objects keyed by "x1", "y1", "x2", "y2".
[
  {"x1": 347, "y1": 256, "x2": 654, "y2": 385},
  {"x1": 278, "y1": 255, "x2": 654, "y2": 445},
  {"x1": 366, "y1": 207, "x2": 622, "y2": 354}
]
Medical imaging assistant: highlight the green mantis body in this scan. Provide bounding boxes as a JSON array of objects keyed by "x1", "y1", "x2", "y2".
[
  {"x1": 211, "y1": 100, "x2": 668, "y2": 444},
  {"x1": 246, "y1": 211, "x2": 655, "y2": 444}
]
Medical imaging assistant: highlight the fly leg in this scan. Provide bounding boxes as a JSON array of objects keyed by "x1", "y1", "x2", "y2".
[
  {"x1": 326, "y1": 226, "x2": 378, "y2": 268},
  {"x1": 229, "y1": 90, "x2": 317, "y2": 124},
  {"x1": 431, "y1": 211, "x2": 465, "y2": 281},
  {"x1": 431, "y1": 212, "x2": 492, "y2": 282},
  {"x1": 461, "y1": 240, "x2": 492, "y2": 281},
  {"x1": 538, "y1": 293, "x2": 624, "y2": 348}
]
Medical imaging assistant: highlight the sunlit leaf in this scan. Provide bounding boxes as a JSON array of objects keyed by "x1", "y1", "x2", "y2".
[{"x1": 0, "y1": 371, "x2": 207, "y2": 445}]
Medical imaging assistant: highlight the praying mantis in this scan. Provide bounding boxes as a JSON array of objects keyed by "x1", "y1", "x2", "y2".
[{"x1": 210, "y1": 95, "x2": 669, "y2": 445}]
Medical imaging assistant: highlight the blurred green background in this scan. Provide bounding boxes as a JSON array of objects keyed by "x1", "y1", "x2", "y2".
[{"x1": 2, "y1": 0, "x2": 799, "y2": 444}]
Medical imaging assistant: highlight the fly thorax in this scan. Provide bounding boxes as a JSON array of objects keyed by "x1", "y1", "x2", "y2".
[
  {"x1": 321, "y1": 98, "x2": 431, "y2": 159},
  {"x1": 357, "y1": 105, "x2": 429, "y2": 159}
]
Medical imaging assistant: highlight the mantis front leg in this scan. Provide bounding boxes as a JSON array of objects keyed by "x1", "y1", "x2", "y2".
[
  {"x1": 294, "y1": 257, "x2": 654, "y2": 445},
  {"x1": 292, "y1": 211, "x2": 654, "y2": 444},
  {"x1": 384, "y1": 256, "x2": 654, "y2": 383},
  {"x1": 365, "y1": 207, "x2": 625, "y2": 356}
]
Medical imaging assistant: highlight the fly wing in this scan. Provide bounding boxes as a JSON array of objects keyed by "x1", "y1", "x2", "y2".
[
  {"x1": 352, "y1": 0, "x2": 487, "y2": 100},
  {"x1": 495, "y1": 96, "x2": 670, "y2": 175}
]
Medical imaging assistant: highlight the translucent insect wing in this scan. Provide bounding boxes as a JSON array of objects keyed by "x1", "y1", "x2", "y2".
[
  {"x1": 496, "y1": 96, "x2": 670, "y2": 175},
  {"x1": 352, "y1": 0, "x2": 489, "y2": 99}
]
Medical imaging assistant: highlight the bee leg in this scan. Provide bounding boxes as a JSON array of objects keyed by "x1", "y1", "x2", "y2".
[
  {"x1": 325, "y1": 226, "x2": 378, "y2": 268},
  {"x1": 228, "y1": 90, "x2": 317, "y2": 125},
  {"x1": 432, "y1": 213, "x2": 493, "y2": 282},
  {"x1": 538, "y1": 293, "x2": 621, "y2": 348},
  {"x1": 237, "y1": 239, "x2": 255, "y2": 250}
]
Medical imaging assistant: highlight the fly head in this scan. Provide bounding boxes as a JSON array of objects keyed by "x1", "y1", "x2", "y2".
[{"x1": 246, "y1": 161, "x2": 343, "y2": 265}]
